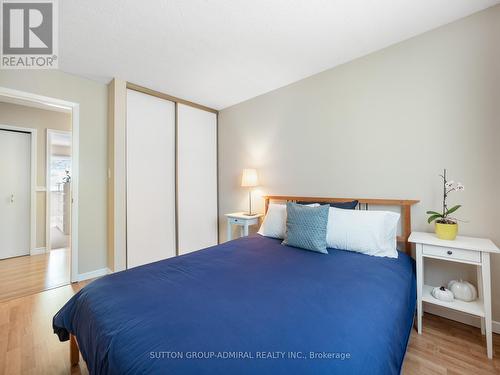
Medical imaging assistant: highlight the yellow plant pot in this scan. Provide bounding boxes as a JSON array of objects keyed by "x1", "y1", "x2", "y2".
[{"x1": 435, "y1": 222, "x2": 458, "y2": 240}]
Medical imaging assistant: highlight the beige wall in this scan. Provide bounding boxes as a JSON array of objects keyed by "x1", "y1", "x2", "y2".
[
  {"x1": 0, "y1": 70, "x2": 108, "y2": 274},
  {"x1": 0, "y1": 102, "x2": 71, "y2": 248},
  {"x1": 218, "y1": 6, "x2": 500, "y2": 319}
]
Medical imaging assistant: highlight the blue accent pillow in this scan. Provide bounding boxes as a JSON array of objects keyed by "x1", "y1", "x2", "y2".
[
  {"x1": 297, "y1": 200, "x2": 358, "y2": 209},
  {"x1": 282, "y1": 202, "x2": 330, "y2": 254}
]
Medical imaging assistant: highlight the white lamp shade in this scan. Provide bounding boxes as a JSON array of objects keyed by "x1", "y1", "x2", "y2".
[{"x1": 241, "y1": 168, "x2": 259, "y2": 187}]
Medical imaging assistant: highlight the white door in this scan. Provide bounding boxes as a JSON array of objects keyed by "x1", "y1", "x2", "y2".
[
  {"x1": 177, "y1": 104, "x2": 218, "y2": 254},
  {"x1": 0, "y1": 129, "x2": 31, "y2": 259},
  {"x1": 126, "y1": 89, "x2": 176, "y2": 268}
]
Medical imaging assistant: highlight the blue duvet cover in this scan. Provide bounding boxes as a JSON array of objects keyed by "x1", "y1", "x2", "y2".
[{"x1": 53, "y1": 235, "x2": 416, "y2": 375}]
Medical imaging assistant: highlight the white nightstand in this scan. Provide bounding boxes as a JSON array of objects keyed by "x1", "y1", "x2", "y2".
[
  {"x1": 409, "y1": 231, "x2": 499, "y2": 358},
  {"x1": 225, "y1": 212, "x2": 263, "y2": 240}
]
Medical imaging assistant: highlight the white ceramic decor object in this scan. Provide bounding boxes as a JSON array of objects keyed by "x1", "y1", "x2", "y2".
[
  {"x1": 447, "y1": 280, "x2": 477, "y2": 302},
  {"x1": 431, "y1": 286, "x2": 454, "y2": 302}
]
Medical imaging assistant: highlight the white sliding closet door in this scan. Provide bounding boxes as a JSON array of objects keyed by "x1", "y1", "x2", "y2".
[
  {"x1": 126, "y1": 89, "x2": 176, "y2": 268},
  {"x1": 0, "y1": 130, "x2": 31, "y2": 259},
  {"x1": 177, "y1": 104, "x2": 218, "y2": 254}
]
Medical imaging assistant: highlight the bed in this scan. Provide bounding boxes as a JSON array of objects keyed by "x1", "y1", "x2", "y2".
[{"x1": 53, "y1": 196, "x2": 418, "y2": 375}]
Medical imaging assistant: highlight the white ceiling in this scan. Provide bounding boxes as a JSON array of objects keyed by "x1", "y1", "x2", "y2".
[{"x1": 60, "y1": 0, "x2": 500, "y2": 110}]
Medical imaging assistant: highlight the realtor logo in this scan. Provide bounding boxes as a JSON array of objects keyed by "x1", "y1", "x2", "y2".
[{"x1": 1, "y1": 0, "x2": 58, "y2": 69}]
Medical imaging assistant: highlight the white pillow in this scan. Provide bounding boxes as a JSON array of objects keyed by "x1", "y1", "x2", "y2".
[
  {"x1": 258, "y1": 203, "x2": 319, "y2": 239},
  {"x1": 258, "y1": 203, "x2": 287, "y2": 239},
  {"x1": 326, "y1": 207, "x2": 400, "y2": 258}
]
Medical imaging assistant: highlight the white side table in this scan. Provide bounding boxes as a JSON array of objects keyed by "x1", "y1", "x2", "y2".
[
  {"x1": 409, "y1": 231, "x2": 499, "y2": 359},
  {"x1": 225, "y1": 212, "x2": 263, "y2": 240}
]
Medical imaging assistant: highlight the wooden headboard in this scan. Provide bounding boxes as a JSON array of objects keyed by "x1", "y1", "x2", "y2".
[{"x1": 263, "y1": 196, "x2": 419, "y2": 255}]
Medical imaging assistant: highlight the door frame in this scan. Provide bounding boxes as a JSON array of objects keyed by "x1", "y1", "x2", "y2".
[
  {"x1": 0, "y1": 124, "x2": 37, "y2": 257},
  {"x1": 0, "y1": 86, "x2": 80, "y2": 282},
  {"x1": 46, "y1": 129, "x2": 72, "y2": 253}
]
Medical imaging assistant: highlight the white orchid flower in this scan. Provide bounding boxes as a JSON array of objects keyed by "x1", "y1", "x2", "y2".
[
  {"x1": 456, "y1": 183, "x2": 464, "y2": 191},
  {"x1": 445, "y1": 180, "x2": 455, "y2": 188}
]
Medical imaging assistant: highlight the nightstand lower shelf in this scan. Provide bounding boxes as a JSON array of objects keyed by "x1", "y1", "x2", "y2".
[{"x1": 422, "y1": 284, "x2": 484, "y2": 317}]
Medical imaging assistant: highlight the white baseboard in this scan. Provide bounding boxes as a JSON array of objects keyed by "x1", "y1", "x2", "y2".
[
  {"x1": 31, "y1": 247, "x2": 46, "y2": 255},
  {"x1": 76, "y1": 267, "x2": 111, "y2": 282},
  {"x1": 424, "y1": 303, "x2": 500, "y2": 334}
]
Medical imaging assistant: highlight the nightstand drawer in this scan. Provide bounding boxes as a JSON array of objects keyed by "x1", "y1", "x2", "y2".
[
  {"x1": 228, "y1": 217, "x2": 259, "y2": 225},
  {"x1": 422, "y1": 244, "x2": 481, "y2": 263},
  {"x1": 229, "y1": 217, "x2": 242, "y2": 224}
]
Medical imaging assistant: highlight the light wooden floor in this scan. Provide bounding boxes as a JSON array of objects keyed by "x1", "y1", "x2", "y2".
[
  {"x1": 0, "y1": 248, "x2": 70, "y2": 302},
  {"x1": 402, "y1": 315, "x2": 500, "y2": 374},
  {"x1": 0, "y1": 282, "x2": 499, "y2": 374},
  {"x1": 0, "y1": 282, "x2": 89, "y2": 375}
]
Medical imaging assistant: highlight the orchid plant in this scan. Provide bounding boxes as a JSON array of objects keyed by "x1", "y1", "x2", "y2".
[{"x1": 427, "y1": 169, "x2": 464, "y2": 225}]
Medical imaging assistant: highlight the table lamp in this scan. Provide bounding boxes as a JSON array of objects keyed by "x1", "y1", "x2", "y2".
[{"x1": 241, "y1": 168, "x2": 258, "y2": 216}]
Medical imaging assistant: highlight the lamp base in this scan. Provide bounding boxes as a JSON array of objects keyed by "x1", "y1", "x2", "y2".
[{"x1": 242, "y1": 212, "x2": 256, "y2": 217}]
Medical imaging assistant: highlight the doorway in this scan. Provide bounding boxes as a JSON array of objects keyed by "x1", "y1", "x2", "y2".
[
  {"x1": 47, "y1": 130, "x2": 72, "y2": 252},
  {"x1": 0, "y1": 87, "x2": 79, "y2": 301}
]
